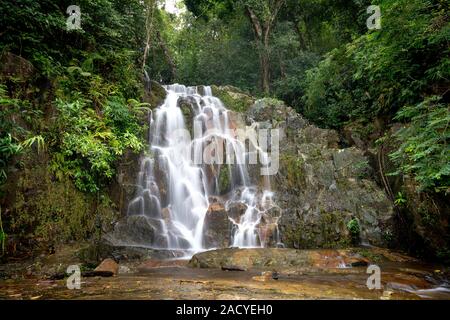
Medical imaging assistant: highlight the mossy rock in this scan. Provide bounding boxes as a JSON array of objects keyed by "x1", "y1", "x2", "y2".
[
  {"x1": 211, "y1": 85, "x2": 255, "y2": 113},
  {"x1": 3, "y1": 151, "x2": 119, "y2": 253},
  {"x1": 279, "y1": 154, "x2": 306, "y2": 190},
  {"x1": 145, "y1": 81, "x2": 167, "y2": 109},
  {"x1": 218, "y1": 165, "x2": 231, "y2": 195}
]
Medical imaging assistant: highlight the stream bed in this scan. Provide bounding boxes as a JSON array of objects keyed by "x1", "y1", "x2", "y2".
[{"x1": 1, "y1": 246, "x2": 449, "y2": 300}]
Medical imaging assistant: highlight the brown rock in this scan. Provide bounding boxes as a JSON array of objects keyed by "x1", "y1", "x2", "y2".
[
  {"x1": 95, "y1": 258, "x2": 119, "y2": 276},
  {"x1": 203, "y1": 202, "x2": 231, "y2": 248}
]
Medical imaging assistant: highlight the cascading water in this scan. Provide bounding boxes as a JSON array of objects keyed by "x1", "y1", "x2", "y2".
[{"x1": 125, "y1": 84, "x2": 282, "y2": 253}]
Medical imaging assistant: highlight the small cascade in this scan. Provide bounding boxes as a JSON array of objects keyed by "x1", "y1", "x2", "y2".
[{"x1": 125, "y1": 84, "x2": 282, "y2": 252}]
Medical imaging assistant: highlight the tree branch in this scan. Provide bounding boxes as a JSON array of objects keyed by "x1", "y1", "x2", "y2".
[{"x1": 246, "y1": 7, "x2": 263, "y2": 40}]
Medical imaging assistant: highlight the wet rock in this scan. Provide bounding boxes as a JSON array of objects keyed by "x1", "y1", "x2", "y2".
[
  {"x1": 144, "y1": 80, "x2": 167, "y2": 109},
  {"x1": 203, "y1": 203, "x2": 232, "y2": 248},
  {"x1": 110, "y1": 149, "x2": 142, "y2": 217},
  {"x1": 189, "y1": 248, "x2": 372, "y2": 271},
  {"x1": 189, "y1": 248, "x2": 310, "y2": 269},
  {"x1": 178, "y1": 96, "x2": 197, "y2": 133},
  {"x1": 261, "y1": 224, "x2": 280, "y2": 247},
  {"x1": 381, "y1": 290, "x2": 394, "y2": 300},
  {"x1": 104, "y1": 215, "x2": 168, "y2": 248},
  {"x1": 226, "y1": 201, "x2": 248, "y2": 222},
  {"x1": 95, "y1": 258, "x2": 119, "y2": 276}
]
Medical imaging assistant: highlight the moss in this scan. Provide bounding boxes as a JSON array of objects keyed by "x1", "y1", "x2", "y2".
[
  {"x1": 280, "y1": 223, "x2": 304, "y2": 248},
  {"x1": 280, "y1": 154, "x2": 306, "y2": 189},
  {"x1": 218, "y1": 165, "x2": 231, "y2": 195},
  {"x1": 211, "y1": 85, "x2": 254, "y2": 113},
  {"x1": 7, "y1": 152, "x2": 119, "y2": 251},
  {"x1": 146, "y1": 81, "x2": 167, "y2": 109}
]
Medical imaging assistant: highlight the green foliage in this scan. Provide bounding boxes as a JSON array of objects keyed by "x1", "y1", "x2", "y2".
[
  {"x1": 175, "y1": 12, "x2": 259, "y2": 92},
  {"x1": 271, "y1": 22, "x2": 321, "y2": 112},
  {"x1": 394, "y1": 192, "x2": 407, "y2": 207},
  {"x1": 218, "y1": 166, "x2": 231, "y2": 194},
  {"x1": 354, "y1": 160, "x2": 370, "y2": 179},
  {"x1": 304, "y1": 46, "x2": 360, "y2": 128},
  {"x1": 0, "y1": 85, "x2": 27, "y2": 186},
  {"x1": 304, "y1": 0, "x2": 449, "y2": 128},
  {"x1": 50, "y1": 97, "x2": 144, "y2": 193},
  {"x1": 303, "y1": 0, "x2": 449, "y2": 194},
  {"x1": 21, "y1": 135, "x2": 46, "y2": 154},
  {"x1": 0, "y1": 1, "x2": 155, "y2": 194},
  {"x1": 347, "y1": 218, "x2": 361, "y2": 236},
  {"x1": 0, "y1": 0, "x2": 149, "y2": 76},
  {"x1": 0, "y1": 134, "x2": 22, "y2": 185},
  {"x1": 347, "y1": 218, "x2": 361, "y2": 245},
  {"x1": 185, "y1": 0, "x2": 235, "y2": 20},
  {"x1": 389, "y1": 96, "x2": 450, "y2": 193}
]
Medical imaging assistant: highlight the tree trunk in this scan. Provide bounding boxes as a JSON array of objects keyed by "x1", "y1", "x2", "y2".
[
  {"x1": 142, "y1": 0, "x2": 155, "y2": 73},
  {"x1": 261, "y1": 35, "x2": 271, "y2": 94},
  {"x1": 155, "y1": 29, "x2": 177, "y2": 82},
  {"x1": 245, "y1": 1, "x2": 284, "y2": 94}
]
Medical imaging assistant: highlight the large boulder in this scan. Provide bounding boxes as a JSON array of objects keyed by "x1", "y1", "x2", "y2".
[
  {"x1": 94, "y1": 258, "x2": 119, "y2": 276},
  {"x1": 188, "y1": 248, "x2": 370, "y2": 270},
  {"x1": 245, "y1": 98, "x2": 395, "y2": 249},
  {"x1": 104, "y1": 215, "x2": 168, "y2": 248}
]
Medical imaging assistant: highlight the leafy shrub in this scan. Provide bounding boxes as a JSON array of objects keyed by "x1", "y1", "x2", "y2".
[
  {"x1": 347, "y1": 218, "x2": 361, "y2": 245},
  {"x1": 50, "y1": 97, "x2": 144, "y2": 193},
  {"x1": 389, "y1": 96, "x2": 449, "y2": 193}
]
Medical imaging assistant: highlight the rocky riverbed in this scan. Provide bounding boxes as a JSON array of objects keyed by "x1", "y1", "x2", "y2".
[{"x1": 1, "y1": 245, "x2": 449, "y2": 300}]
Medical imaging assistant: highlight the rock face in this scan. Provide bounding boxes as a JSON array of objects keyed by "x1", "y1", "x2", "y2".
[{"x1": 243, "y1": 97, "x2": 395, "y2": 248}]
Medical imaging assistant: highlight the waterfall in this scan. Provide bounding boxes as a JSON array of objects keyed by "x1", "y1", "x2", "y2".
[{"x1": 126, "y1": 84, "x2": 281, "y2": 252}]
